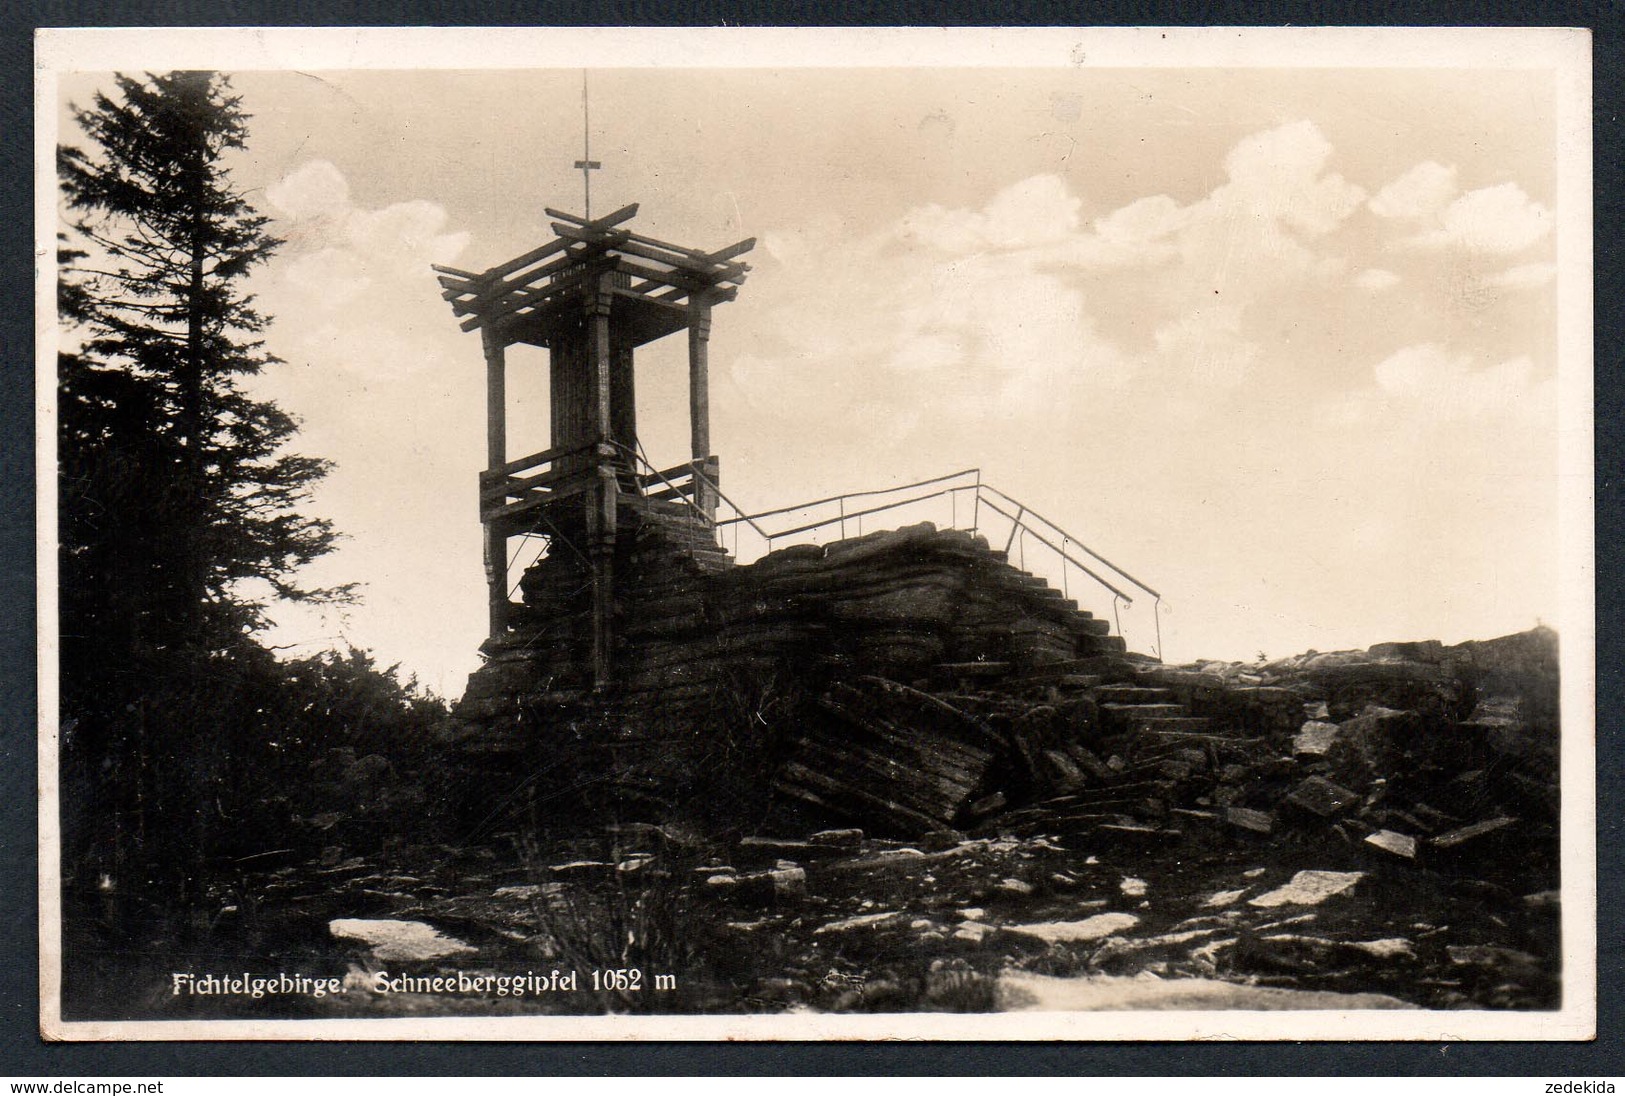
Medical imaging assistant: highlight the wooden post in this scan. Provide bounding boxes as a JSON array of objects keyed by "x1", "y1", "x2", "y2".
[
  {"x1": 587, "y1": 280, "x2": 617, "y2": 689},
  {"x1": 688, "y1": 301, "x2": 714, "y2": 517},
  {"x1": 591, "y1": 282, "x2": 615, "y2": 450},
  {"x1": 482, "y1": 327, "x2": 509, "y2": 637}
]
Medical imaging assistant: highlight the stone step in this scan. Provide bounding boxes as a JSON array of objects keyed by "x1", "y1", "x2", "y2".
[
  {"x1": 1131, "y1": 719, "x2": 1231, "y2": 737},
  {"x1": 1043, "y1": 674, "x2": 1106, "y2": 690},
  {"x1": 1081, "y1": 634, "x2": 1128, "y2": 654},
  {"x1": 1019, "y1": 584, "x2": 1064, "y2": 599},
  {"x1": 1094, "y1": 686, "x2": 1175, "y2": 705},
  {"x1": 1101, "y1": 703, "x2": 1188, "y2": 721},
  {"x1": 1012, "y1": 655, "x2": 1134, "y2": 682},
  {"x1": 936, "y1": 661, "x2": 1011, "y2": 679}
]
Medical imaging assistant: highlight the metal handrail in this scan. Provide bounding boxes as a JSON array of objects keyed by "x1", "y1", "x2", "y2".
[
  {"x1": 573, "y1": 448, "x2": 1166, "y2": 656},
  {"x1": 606, "y1": 440, "x2": 712, "y2": 524},
  {"x1": 976, "y1": 483, "x2": 1161, "y2": 601},
  {"x1": 608, "y1": 439, "x2": 774, "y2": 544},
  {"x1": 973, "y1": 495, "x2": 1136, "y2": 605},
  {"x1": 683, "y1": 457, "x2": 772, "y2": 541},
  {"x1": 722, "y1": 467, "x2": 980, "y2": 524},
  {"x1": 725, "y1": 473, "x2": 1157, "y2": 602},
  {"x1": 711, "y1": 467, "x2": 1164, "y2": 658},
  {"x1": 759, "y1": 483, "x2": 977, "y2": 540}
]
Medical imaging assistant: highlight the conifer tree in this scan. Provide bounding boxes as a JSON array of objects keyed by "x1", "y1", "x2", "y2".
[
  {"x1": 57, "y1": 71, "x2": 347, "y2": 896},
  {"x1": 59, "y1": 71, "x2": 344, "y2": 649}
]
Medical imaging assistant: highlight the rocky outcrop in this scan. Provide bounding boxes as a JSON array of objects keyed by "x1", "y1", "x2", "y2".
[
  {"x1": 449, "y1": 513, "x2": 1130, "y2": 837},
  {"x1": 450, "y1": 500, "x2": 1561, "y2": 890}
]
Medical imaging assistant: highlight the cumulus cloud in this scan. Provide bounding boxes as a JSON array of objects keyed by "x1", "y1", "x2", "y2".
[
  {"x1": 1152, "y1": 303, "x2": 1258, "y2": 389},
  {"x1": 1371, "y1": 343, "x2": 1548, "y2": 420},
  {"x1": 898, "y1": 173, "x2": 1081, "y2": 253},
  {"x1": 1093, "y1": 194, "x2": 1189, "y2": 246},
  {"x1": 1369, "y1": 161, "x2": 1458, "y2": 221},
  {"x1": 1489, "y1": 261, "x2": 1558, "y2": 289},
  {"x1": 1354, "y1": 268, "x2": 1401, "y2": 291},
  {"x1": 1427, "y1": 183, "x2": 1552, "y2": 254},
  {"x1": 1369, "y1": 158, "x2": 1552, "y2": 258},
  {"x1": 1151, "y1": 121, "x2": 1364, "y2": 307},
  {"x1": 735, "y1": 121, "x2": 1383, "y2": 429},
  {"x1": 266, "y1": 159, "x2": 351, "y2": 220},
  {"x1": 1219, "y1": 120, "x2": 1366, "y2": 237},
  {"x1": 261, "y1": 160, "x2": 470, "y2": 379},
  {"x1": 734, "y1": 191, "x2": 1128, "y2": 427}
]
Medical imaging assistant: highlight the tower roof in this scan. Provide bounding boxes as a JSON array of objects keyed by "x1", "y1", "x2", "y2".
[{"x1": 434, "y1": 203, "x2": 755, "y2": 350}]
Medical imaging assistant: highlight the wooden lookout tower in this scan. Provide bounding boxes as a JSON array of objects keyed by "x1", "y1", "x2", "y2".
[{"x1": 434, "y1": 203, "x2": 755, "y2": 688}]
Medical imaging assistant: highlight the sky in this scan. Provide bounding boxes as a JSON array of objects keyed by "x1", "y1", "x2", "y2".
[{"x1": 48, "y1": 31, "x2": 1588, "y2": 697}]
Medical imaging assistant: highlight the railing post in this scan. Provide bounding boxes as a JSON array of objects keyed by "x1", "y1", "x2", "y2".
[{"x1": 1004, "y1": 506, "x2": 1025, "y2": 555}]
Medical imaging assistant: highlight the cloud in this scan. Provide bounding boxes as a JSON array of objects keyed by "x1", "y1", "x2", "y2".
[
  {"x1": 1369, "y1": 159, "x2": 1552, "y2": 258},
  {"x1": 1093, "y1": 194, "x2": 1189, "y2": 247},
  {"x1": 1428, "y1": 183, "x2": 1552, "y2": 254},
  {"x1": 1219, "y1": 120, "x2": 1367, "y2": 237},
  {"x1": 897, "y1": 173, "x2": 1081, "y2": 253},
  {"x1": 265, "y1": 159, "x2": 351, "y2": 220},
  {"x1": 1488, "y1": 261, "x2": 1557, "y2": 289},
  {"x1": 735, "y1": 121, "x2": 1381, "y2": 431},
  {"x1": 1149, "y1": 121, "x2": 1363, "y2": 309},
  {"x1": 734, "y1": 193, "x2": 1129, "y2": 428},
  {"x1": 1152, "y1": 303, "x2": 1258, "y2": 389},
  {"x1": 1369, "y1": 161, "x2": 1457, "y2": 220},
  {"x1": 261, "y1": 160, "x2": 470, "y2": 379},
  {"x1": 1370, "y1": 343, "x2": 1548, "y2": 420},
  {"x1": 1354, "y1": 268, "x2": 1400, "y2": 291}
]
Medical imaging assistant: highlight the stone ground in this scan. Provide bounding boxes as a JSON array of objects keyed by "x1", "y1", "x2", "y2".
[
  {"x1": 63, "y1": 818, "x2": 1559, "y2": 1020},
  {"x1": 59, "y1": 628, "x2": 1562, "y2": 1021}
]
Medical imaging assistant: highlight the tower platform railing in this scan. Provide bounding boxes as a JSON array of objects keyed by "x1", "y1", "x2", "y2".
[{"x1": 709, "y1": 467, "x2": 1166, "y2": 660}]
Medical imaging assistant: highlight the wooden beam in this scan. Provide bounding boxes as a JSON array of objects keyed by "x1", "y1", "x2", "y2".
[
  {"x1": 650, "y1": 283, "x2": 737, "y2": 306},
  {"x1": 477, "y1": 234, "x2": 574, "y2": 284},
  {"x1": 479, "y1": 460, "x2": 595, "y2": 503},
  {"x1": 610, "y1": 255, "x2": 716, "y2": 296},
  {"x1": 479, "y1": 470, "x2": 600, "y2": 521},
  {"x1": 548, "y1": 205, "x2": 753, "y2": 269},
  {"x1": 611, "y1": 238, "x2": 749, "y2": 282},
  {"x1": 544, "y1": 203, "x2": 641, "y2": 233},
  {"x1": 576, "y1": 203, "x2": 642, "y2": 230},
  {"x1": 455, "y1": 235, "x2": 607, "y2": 323},
  {"x1": 552, "y1": 225, "x2": 749, "y2": 282},
  {"x1": 479, "y1": 440, "x2": 596, "y2": 483},
  {"x1": 458, "y1": 232, "x2": 643, "y2": 327},
  {"x1": 443, "y1": 205, "x2": 647, "y2": 325},
  {"x1": 635, "y1": 460, "x2": 701, "y2": 489},
  {"x1": 689, "y1": 302, "x2": 712, "y2": 478},
  {"x1": 458, "y1": 256, "x2": 613, "y2": 333},
  {"x1": 458, "y1": 241, "x2": 594, "y2": 314},
  {"x1": 609, "y1": 286, "x2": 690, "y2": 323},
  {"x1": 703, "y1": 237, "x2": 757, "y2": 264},
  {"x1": 482, "y1": 327, "x2": 507, "y2": 636}
]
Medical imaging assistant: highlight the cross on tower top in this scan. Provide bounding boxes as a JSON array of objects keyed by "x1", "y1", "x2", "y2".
[{"x1": 573, "y1": 71, "x2": 601, "y2": 219}]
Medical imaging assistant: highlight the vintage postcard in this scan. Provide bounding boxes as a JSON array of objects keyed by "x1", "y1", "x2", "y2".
[{"x1": 34, "y1": 26, "x2": 1594, "y2": 1040}]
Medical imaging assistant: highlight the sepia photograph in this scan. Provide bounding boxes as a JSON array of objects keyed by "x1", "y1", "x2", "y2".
[{"x1": 34, "y1": 26, "x2": 1594, "y2": 1041}]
